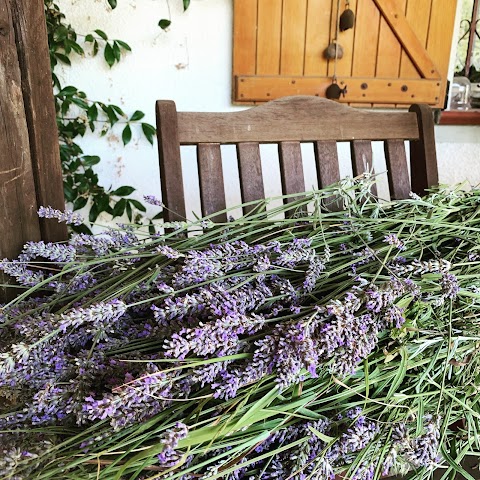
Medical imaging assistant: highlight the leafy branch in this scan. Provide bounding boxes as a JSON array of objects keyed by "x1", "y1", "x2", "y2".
[{"x1": 44, "y1": 0, "x2": 179, "y2": 233}]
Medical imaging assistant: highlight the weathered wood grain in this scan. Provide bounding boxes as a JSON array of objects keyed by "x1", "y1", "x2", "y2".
[
  {"x1": 178, "y1": 96, "x2": 420, "y2": 144},
  {"x1": 0, "y1": 0, "x2": 41, "y2": 300},
  {"x1": 197, "y1": 143, "x2": 227, "y2": 222},
  {"x1": 156, "y1": 100, "x2": 186, "y2": 222},
  {"x1": 11, "y1": 0, "x2": 67, "y2": 243},
  {"x1": 384, "y1": 139, "x2": 410, "y2": 200},
  {"x1": 236, "y1": 142, "x2": 265, "y2": 215},
  {"x1": 156, "y1": 96, "x2": 437, "y2": 225}
]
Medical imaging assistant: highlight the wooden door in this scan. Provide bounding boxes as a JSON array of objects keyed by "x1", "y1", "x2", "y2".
[{"x1": 233, "y1": 0, "x2": 457, "y2": 107}]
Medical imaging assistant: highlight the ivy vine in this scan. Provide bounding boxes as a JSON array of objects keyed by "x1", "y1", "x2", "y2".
[{"x1": 44, "y1": 0, "x2": 190, "y2": 233}]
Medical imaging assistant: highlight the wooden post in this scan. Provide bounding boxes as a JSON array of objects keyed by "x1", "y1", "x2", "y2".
[{"x1": 0, "y1": 0, "x2": 67, "y2": 301}]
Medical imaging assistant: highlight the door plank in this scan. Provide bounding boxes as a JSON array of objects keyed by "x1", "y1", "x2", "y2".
[
  {"x1": 375, "y1": 0, "x2": 407, "y2": 107},
  {"x1": 426, "y1": 0, "x2": 457, "y2": 107},
  {"x1": 233, "y1": 0, "x2": 257, "y2": 76},
  {"x1": 304, "y1": 0, "x2": 331, "y2": 76},
  {"x1": 257, "y1": 0, "x2": 282, "y2": 75},
  {"x1": 399, "y1": 0, "x2": 431, "y2": 79},
  {"x1": 373, "y1": 0, "x2": 440, "y2": 79},
  {"x1": 328, "y1": 0, "x2": 358, "y2": 78},
  {"x1": 280, "y1": 0, "x2": 307, "y2": 75},
  {"x1": 235, "y1": 76, "x2": 440, "y2": 104}
]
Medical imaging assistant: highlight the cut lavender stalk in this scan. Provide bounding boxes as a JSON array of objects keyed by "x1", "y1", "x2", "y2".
[{"x1": 0, "y1": 179, "x2": 479, "y2": 479}]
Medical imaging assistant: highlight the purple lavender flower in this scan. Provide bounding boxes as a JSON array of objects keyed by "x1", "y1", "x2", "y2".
[
  {"x1": 156, "y1": 245, "x2": 183, "y2": 259},
  {"x1": 37, "y1": 206, "x2": 83, "y2": 226},
  {"x1": 58, "y1": 299, "x2": 127, "y2": 339},
  {"x1": 144, "y1": 195, "x2": 163, "y2": 206},
  {"x1": 303, "y1": 257, "x2": 325, "y2": 292},
  {"x1": 79, "y1": 364, "x2": 175, "y2": 430},
  {"x1": 0, "y1": 259, "x2": 44, "y2": 286},
  {"x1": 277, "y1": 238, "x2": 314, "y2": 267},
  {"x1": 157, "y1": 422, "x2": 188, "y2": 466},
  {"x1": 440, "y1": 272, "x2": 460, "y2": 299},
  {"x1": 164, "y1": 313, "x2": 265, "y2": 359},
  {"x1": 382, "y1": 305, "x2": 406, "y2": 329},
  {"x1": 405, "y1": 416, "x2": 440, "y2": 468},
  {"x1": 23, "y1": 241, "x2": 76, "y2": 263},
  {"x1": 384, "y1": 233, "x2": 405, "y2": 250},
  {"x1": 365, "y1": 278, "x2": 405, "y2": 313}
]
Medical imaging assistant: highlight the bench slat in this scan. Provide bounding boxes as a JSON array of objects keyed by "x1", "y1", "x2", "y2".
[
  {"x1": 237, "y1": 142, "x2": 265, "y2": 215},
  {"x1": 385, "y1": 139, "x2": 411, "y2": 200},
  {"x1": 198, "y1": 143, "x2": 227, "y2": 222}
]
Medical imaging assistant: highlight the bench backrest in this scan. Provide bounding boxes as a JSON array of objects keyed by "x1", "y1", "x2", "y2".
[{"x1": 156, "y1": 96, "x2": 438, "y2": 222}]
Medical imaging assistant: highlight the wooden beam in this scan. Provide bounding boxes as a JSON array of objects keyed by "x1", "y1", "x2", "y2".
[
  {"x1": 235, "y1": 75, "x2": 442, "y2": 105},
  {"x1": 10, "y1": 0, "x2": 67, "y2": 243},
  {"x1": 372, "y1": 0, "x2": 440, "y2": 79},
  {"x1": 0, "y1": 0, "x2": 42, "y2": 299}
]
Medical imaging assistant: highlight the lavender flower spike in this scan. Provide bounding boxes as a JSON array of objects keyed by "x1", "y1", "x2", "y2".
[
  {"x1": 38, "y1": 206, "x2": 83, "y2": 226},
  {"x1": 144, "y1": 195, "x2": 163, "y2": 207},
  {"x1": 157, "y1": 422, "x2": 188, "y2": 466}
]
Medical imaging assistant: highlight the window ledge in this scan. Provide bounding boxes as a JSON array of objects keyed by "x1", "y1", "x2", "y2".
[{"x1": 439, "y1": 110, "x2": 480, "y2": 125}]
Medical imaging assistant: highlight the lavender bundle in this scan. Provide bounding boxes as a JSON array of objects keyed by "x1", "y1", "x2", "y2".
[{"x1": 1, "y1": 178, "x2": 480, "y2": 480}]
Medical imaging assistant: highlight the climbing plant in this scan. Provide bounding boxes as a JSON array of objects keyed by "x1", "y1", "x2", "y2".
[{"x1": 44, "y1": 0, "x2": 191, "y2": 233}]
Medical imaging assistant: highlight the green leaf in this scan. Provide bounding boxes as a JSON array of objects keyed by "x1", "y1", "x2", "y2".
[
  {"x1": 71, "y1": 223, "x2": 92, "y2": 235},
  {"x1": 115, "y1": 40, "x2": 132, "y2": 52},
  {"x1": 152, "y1": 212, "x2": 164, "y2": 220},
  {"x1": 94, "y1": 29, "x2": 108, "y2": 41},
  {"x1": 122, "y1": 124, "x2": 132, "y2": 145},
  {"x1": 69, "y1": 41, "x2": 84, "y2": 55},
  {"x1": 53, "y1": 25, "x2": 69, "y2": 42},
  {"x1": 112, "y1": 198, "x2": 127, "y2": 218},
  {"x1": 82, "y1": 155, "x2": 101, "y2": 166},
  {"x1": 93, "y1": 40, "x2": 99, "y2": 56},
  {"x1": 108, "y1": 0, "x2": 117, "y2": 8},
  {"x1": 59, "y1": 86, "x2": 77, "y2": 96},
  {"x1": 85, "y1": 34, "x2": 94, "y2": 43},
  {"x1": 111, "y1": 105, "x2": 126, "y2": 117},
  {"x1": 158, "y1": 19, "x2": 172, "y2": 30},
  {"x1": 104, "y1": 43, "x2": 115, "y2": 67},
  {"x1": 385, "y1": 347, "x2": 408, "y2": 400},
  {"x1": 55, "y1": 53, "x2": 71, "y2": 65},
  {"x1": 130, "y1": 110, "x2": 145, "y2": 122},
  {"x1": 307, "y1": 425, "x2": 335, "y2": 444},
  {"x1": 101, "y1": 105, "x2": 119, "y2": 126},
  {"x1": 112, "y1": 186, "x2": 135, "y2": 196},
  {"x1": 96, "y1": 194, "x2": 111, "y2": 213},
  {"x1": 126, "y1": 201, "x2": 132, "y2": 221},
  {"x1": 183, "y1": 0, "x2": 190, "y2": 11},
  {"x1": 87, "y1": 104, "x2": 98, "y2": 123},
  {"x1": 73, "y1": 197, "x2": 88, "y2": 210},
  {"x1": 141, "y1": 123, "x2": 156, "y2": 145},
  {"x1": 89, "y1": 202, "x2": 100, "y2": 223},
  {"x1": 63, "y1": 182, "x2": 76, "y2": 202},
  {"x1": 72, "y1": 97, "x2": 89, "y2": 110},
  {"x1": 129, "y1": 199, "x2": 147, "y2": 212},
  {"x1": 112, "y1": 41, "x2": 121, "y2": 62}
]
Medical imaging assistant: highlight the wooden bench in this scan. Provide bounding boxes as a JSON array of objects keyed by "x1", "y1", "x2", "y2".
[{"x1": 155, "y1": 96, "x2": 438, "y2": 222}]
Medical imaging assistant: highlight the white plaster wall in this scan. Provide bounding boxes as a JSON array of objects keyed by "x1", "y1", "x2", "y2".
[{"x1": 57, "y1": 0, "x2": 480, "y2": 223}]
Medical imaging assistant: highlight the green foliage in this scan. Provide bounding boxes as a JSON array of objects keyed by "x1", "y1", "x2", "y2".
[{"x1": 44, "y1": 0, "x2": 187, "y2": 232}]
